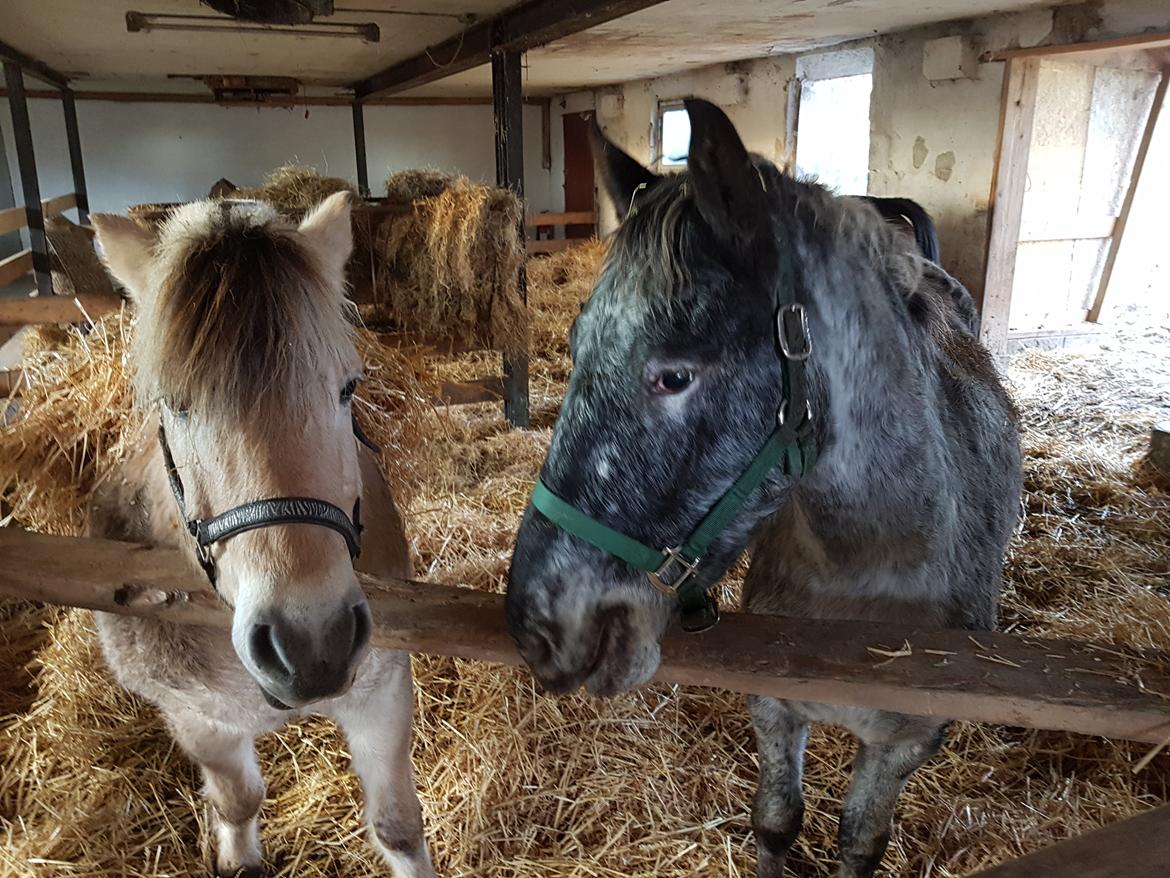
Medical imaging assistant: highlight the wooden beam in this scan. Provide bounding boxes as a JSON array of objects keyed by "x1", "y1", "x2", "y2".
[
  {"x1": 494, "y1": 49, "x2": 530, "y2": 429},
  {"x1": 5, "y1": 62, "x2": 53, "y2": 297},
  {"x1": 1087, "y1": 67, "x2": 1168, "y2": 323},
  {"x1": 980, "y1": 58, "x2": 1040, "y2": 357},
  {"x1": 0, "y1": 38, "x2": 69, "y2": 89},
  {"x1": 0, "y1": 88, "x2": 546, "y2": 108},
  {"x1": 982, "y1": 31, "x2": 1170, "y2": 63},
  {"x1": 527, "y1": 211, "x2": 597, "y2": 226},
  {"x1": 0, "y1": 250, "x2": 32, "y2": 287},
  {"x1": 40, "y1": 192, "x2": 78, "y2": 219},
  {"x1": 3, "y1": 528, "x2": 1170, "y2": 743},
  {"x1": 0, "y1": 293, "x2": 122, "y2": 325},
  {"x1": 969, "y1": 804, "x2": 1170, "y2": 877},
  {"x1": 61, "y1": 90, "x2": 90, "y2": 224},
  {"x1": 353, "y1": 0, "x2": 668, "y2": 99},
  {"x1": 0, "y1": 206, "x2": 28, "y2": 236}
]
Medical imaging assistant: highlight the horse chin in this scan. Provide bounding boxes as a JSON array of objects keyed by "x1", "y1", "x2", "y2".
[
  {"x1": 258, "y1": 684, "x2": 295, "y2": 711},
  {"x1": 581, "y1": 631, "x2": 662, "y2": 697}
]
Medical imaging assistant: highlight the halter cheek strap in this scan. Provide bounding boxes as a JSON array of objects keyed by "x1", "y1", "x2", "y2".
[
  {"x1": 529, "y1": 243, "x2": 817, "y2": 633},
  {"x1": 158, "y1": 420, "x2": 372, "y2": 587}
]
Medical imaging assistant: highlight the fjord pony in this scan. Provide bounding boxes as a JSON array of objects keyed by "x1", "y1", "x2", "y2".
[
  {"x1": 91, "y1": 195, "x2": 433, "y2": 878},
  {"x1": 506, "y1": 101, "x2": 1021, "y2": 877}
]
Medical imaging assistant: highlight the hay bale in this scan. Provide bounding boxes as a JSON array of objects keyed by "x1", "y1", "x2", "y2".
[
  {"x1": 45, "y1": 216, "x2": 117, "y2": 298},
  {"x1": 234, "y1": 163, "x2": 358, "y2": 214},
  {"x1": 384, "y1": 168, "x2": 457, "y2": 202},
  {"x1": 372, "y1": 178, "x2": 528, "y2": 354}
]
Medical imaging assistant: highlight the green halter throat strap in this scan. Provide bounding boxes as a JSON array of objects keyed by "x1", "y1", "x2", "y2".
[{"x1": 530, "y1": 246, "x2": 816, "y2": 633}]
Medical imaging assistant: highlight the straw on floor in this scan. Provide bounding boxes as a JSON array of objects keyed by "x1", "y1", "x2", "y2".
[{"x1": 1, "y1": 244, "x2": 1167, "y2": 877}]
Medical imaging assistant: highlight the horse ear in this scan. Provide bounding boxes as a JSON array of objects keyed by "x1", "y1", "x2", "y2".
[
  {"x1": 684, "y1": 97, "x2": 768, "y2": 241},
  {"x1": 92, "y1": 213, "x2": 157, "y2": 302},
  {"x1": 590, "y1": 120, "x2": 659, "y2": 220},
  {"x1": 298, "y1": 190, "x2": 353, "y2": 289}
]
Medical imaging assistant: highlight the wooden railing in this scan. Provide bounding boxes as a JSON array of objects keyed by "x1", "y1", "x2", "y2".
[
  {"x1": 526, "y1": 210, "x2": 596, "y2": 254},
  {"x1": 0, "y1": 191, "x2": 91, "y2": 297}
]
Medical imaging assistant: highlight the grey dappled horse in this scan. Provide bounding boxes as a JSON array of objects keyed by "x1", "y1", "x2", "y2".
[{"x1": 506, "y1": 99, "x2": 1022, "y2": 877}]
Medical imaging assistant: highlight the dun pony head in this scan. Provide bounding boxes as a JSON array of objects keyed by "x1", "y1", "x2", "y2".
[{"x1": 94, "y1": 194, "x2": 372, "y2": 709}]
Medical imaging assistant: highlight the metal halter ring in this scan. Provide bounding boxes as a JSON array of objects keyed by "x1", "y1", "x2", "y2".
[
  {"x1": 648, "y1": 547, "x2": 703, "y2": 596},
  {"x1": 778, "y1": 397, "x2": 813, "y2": 427},
  {"x1": 777, "y1": 303, "x2": 812, "y2": 361}
]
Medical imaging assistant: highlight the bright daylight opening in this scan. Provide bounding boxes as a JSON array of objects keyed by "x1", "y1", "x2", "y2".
[{"x1": 795, "y1": 71, "x2": 873, "y2": 195}]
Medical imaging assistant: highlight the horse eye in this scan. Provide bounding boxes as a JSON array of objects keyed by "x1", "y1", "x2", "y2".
[
  {"x1": 652, "y1": 368, "x2": 694, "y2": 395},
  {"x1": 340, "y1": 378, "x2": 360, "y2": 404}
]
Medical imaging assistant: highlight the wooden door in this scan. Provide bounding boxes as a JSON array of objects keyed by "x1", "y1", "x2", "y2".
[{"x1": 562, "y1": 111, "x2": 595, "y2": 239}]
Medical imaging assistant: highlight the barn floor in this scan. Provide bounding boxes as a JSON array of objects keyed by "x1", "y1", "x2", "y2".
[{"x1": 1, "y1": 251, "x2": 1168, "y2": 877}]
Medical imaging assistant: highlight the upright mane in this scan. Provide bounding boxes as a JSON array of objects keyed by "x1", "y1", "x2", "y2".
[
  {"x1": 602, "y1": 159, "x2": 989, "y2": 383},
  {"x1": 134, "y1": 201, "x2": 354, "y2": 421}
]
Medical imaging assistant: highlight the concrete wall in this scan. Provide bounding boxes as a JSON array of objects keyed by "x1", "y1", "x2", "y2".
[
  {"x1": 593, "y1": 55, "x2": 796, "y2": 233},
  {"x1": 0, "y1": 98, "x2": 563, "y2": 222},
  {"x1": 586, "y1": 0, "x2": 1170, "y2": 306}
]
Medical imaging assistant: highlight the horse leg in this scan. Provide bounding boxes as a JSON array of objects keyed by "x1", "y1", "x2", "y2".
[
  {"x1": 836, "y1": 717, "x2": 949, "y2": 878},
  {"x1": 750, "y1": 696, "x2": 809, "y2": 878},
  {"x1": 331, "y1": 653, "x2": 434, "y2": 878},
  {"x1": 168, "y1": 714, "x2": 265, "y2": 878}
]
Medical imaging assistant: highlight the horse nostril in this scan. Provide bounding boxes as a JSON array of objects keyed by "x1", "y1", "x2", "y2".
[
  {"x1": 249, "y1": 622, "x2": 294, "y2": 684},
  {"x1": 350, "y1": 602, "x2": 371, "y2": 661}
]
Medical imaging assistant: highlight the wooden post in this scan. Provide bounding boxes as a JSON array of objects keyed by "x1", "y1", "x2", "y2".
[
  {"x1": 492, "y1": 48, "x2": 530, "y2": 428},
  {"x1": 61, "y1": 88, "x2": 89, "y2": 224},
  {"x1": 351, "y1": 102, "x2": 369, "y2": 195},
  {"x1": 969, "y1": 804, "x2": 1170, "y2": 877},
  {"x1": 980, "y1": 58, "x2": 1040, "y2": 358},
  {"x1": 1086, "y1": 67, "x2": 1168, "y2": 323},
  {"x1": 4, "y1": 61, "x2": 52, "y2": 296},
  {"x1": 3, "y1": 528, "x2": 1170, "y2": 744}
]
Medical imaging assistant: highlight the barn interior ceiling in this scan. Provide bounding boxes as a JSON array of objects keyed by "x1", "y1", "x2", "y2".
[{"x1": 2, "y1": 0, "x2": 1069, "y2": 98}]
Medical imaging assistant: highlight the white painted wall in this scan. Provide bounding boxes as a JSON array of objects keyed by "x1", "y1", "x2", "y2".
[{"x1": 0, "y1": 98, "x2": 562, "y2": 221}]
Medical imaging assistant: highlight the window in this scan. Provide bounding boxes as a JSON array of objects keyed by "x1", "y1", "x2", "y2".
[
  {"x1": 794, "y1": 49, "x2": 874, "y2": 196},
  {"x1": 658, "y1": 103, "x2": 691, "y2": 166}
]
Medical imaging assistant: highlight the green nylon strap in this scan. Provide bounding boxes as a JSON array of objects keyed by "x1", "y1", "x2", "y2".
[
  {"x1": 530, "y1": 411, "x2": 814, "y2": 578},
  {"x1": 530, "y1": 480, "x2": 669, "y2": 573}
]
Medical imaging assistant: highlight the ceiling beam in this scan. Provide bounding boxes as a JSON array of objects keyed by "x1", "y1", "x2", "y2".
[
  {"x1": 352, "y1": 0, "x2": 668, "y2": 100},
  {"x1": 0, "y1": 38, "x2": 69, "y2": 89},
  {"x1": 0, "y1": 88, "x2": 545, "y2": 108}
]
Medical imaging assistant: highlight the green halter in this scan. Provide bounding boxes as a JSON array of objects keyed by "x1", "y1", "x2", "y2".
[{"x1": 530, "y1": 249, "x2": 817, "y2": 633}]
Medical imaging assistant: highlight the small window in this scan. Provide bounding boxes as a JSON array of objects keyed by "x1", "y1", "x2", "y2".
[
  {"x1": 659, "y1": 104, "x2": 691, "y2": 166},
  {"x1": 794, "y1": 72, "x2": 873, "y2": 195}
]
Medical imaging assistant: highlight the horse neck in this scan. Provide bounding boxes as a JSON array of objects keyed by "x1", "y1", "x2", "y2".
[{"x1": 797, "y1": 244, "x2": 932, "y2": 502}]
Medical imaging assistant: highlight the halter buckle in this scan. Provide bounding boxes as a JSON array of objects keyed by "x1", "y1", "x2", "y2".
[
  {"x1": 777, "y1": 303, "x2": 812, "y2": 362},
  {"x1": 648, "y1": 547, "x2": 702, "y2": 596}
]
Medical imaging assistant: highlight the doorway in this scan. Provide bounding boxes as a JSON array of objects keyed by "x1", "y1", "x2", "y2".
[{"x1": 562, "y1": 111, "x2": 595, "y2": 239}]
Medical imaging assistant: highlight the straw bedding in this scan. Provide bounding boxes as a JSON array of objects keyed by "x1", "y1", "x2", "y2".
[{"x1": 1, "y1": 246, "x2": 1168, "y2": 877}]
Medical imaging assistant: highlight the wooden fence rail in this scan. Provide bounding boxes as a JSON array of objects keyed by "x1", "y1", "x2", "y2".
[{"x1": 3, "y1": 528, "x2": 1170, "y2": 744}]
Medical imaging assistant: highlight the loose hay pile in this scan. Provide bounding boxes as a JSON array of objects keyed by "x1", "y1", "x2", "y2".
[
  {"x1": 1, "y1": 247, "x2": 1168, "y2": 877},
  {"x1": 45, "y1": 216, "x2": 117, "y2": 299},
  {"x1": 371, "y1": 173, "x2": 528, "y2": 355}
]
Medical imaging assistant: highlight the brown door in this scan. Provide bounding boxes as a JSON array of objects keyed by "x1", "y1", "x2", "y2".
[{"x1": 562, "y1": 111, "x2": 595, "y2": 239}]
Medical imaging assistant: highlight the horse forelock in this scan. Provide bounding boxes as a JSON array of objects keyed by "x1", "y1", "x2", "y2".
[{"x1": 134, "y1": 201, "x2": 355, "y2": 423}]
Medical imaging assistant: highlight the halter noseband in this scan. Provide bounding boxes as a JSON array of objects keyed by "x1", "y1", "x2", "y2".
[
  {"x1": 158, "y1": 418, "x2": 377, "y2": 587},
  {"x1": 530, "y1": 244, "x2": 817, "y2": 634}
]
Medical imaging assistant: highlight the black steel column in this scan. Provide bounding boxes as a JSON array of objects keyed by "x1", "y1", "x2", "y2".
[
  {"x1": 492, "y1": 48, "x2": 529, "y2": 428},
  {"x1": 351, "y1": 102, "x2": 369, "y2": 195},
  {"x1": 62, "y1": 88, "x2": 89, "y2": 223},
  {"x1": 3, "y1": 61, "x2": 51, "y2": 296}
]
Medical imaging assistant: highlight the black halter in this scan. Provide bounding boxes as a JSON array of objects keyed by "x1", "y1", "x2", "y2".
[{"x1": 158, "y1": 418, "x2": 378, "y2": 586}]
